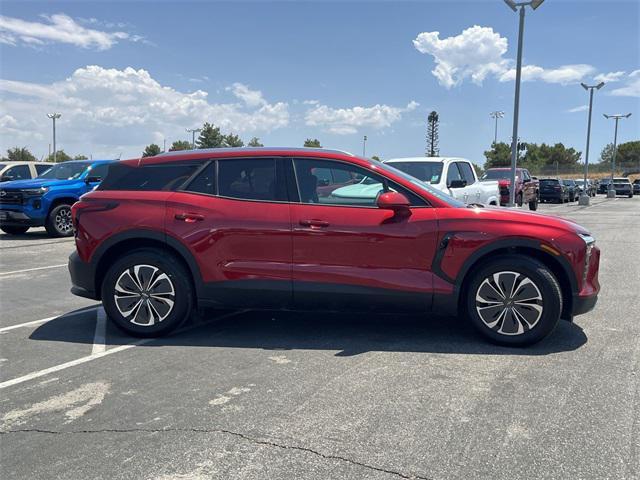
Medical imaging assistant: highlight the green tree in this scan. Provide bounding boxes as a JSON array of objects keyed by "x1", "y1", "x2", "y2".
[
  {"x1": 483, "y1": 142, "x2": 512, "y2": 168},
  {"x1": 371, "y1": 155, "x2": 381, "y2": 162},
  {"x1": 196, "y1": 122, "x2": 225, "y2": 149},
  {"x1": 599, "y1": 141, "x2": 640, "y2": 171},
  {"x1": 46, "y1": 150, "x2": 72, "y2": 162},
  {"x1": 247, "y1": 137, "x2": 264, "y2": 147},
  {"x1": 304, "y1": 138, "x2": 322, "y2": 148},
  {"x1": 142, "y1": 144, "x2": 162, "y2": 157},
  {"x1": 73, "y1": 154, "x2": 88, "y2": 160},
  {"x1": 426, "y1": 111, "x2": 439, "y2": 157},
  {"x1": 472, "y1": 163, "x2": 484, "y2": 178},
  {"x1": 224, "y1": 133, "x2": 244, "y2": 148},
  {"x1": 4, "y1": 147, "x2": 37, "y2": 162},
  {"x1": 169, "y1": 140, "x2": 192, "y2": 151}
]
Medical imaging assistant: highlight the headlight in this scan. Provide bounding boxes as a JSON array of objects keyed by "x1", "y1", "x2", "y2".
[
  {"x1": 578, "y1": 233, "x2": 595, "y2": 284},
  {"x1": 21, "y1": 187, "x2": 49, "y2": 195}
]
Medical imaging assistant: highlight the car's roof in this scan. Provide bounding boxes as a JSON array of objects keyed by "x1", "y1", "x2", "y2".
[
  {"x1": 0, "y1": 161, "x2": 51, "y2": 166},
  {"x1": 384, "y1": 156, "x2": 468, "y2": 163},
  {"x1": 132, "y1": 147, "x2": 356, "y2": 166}
]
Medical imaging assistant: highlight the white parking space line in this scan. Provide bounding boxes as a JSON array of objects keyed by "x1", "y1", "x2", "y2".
[
  {"x1": 0, "y1": 264, "x2": 67, "y2": 276},
  {"x1": 0, "y1": 310, "x2": 249, "y2": 390},
  {"x1": 0, "y1": 341, "x2": 147, "y2": 390},
  {"x1": 91, "y1": 308, "x2": 107, "y2": 355},
  {"x1": 0, "y1": 306, "x2": 100, "y2": 333}
]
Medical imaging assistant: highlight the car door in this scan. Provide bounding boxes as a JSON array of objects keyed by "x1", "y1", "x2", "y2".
[
  {"x1": 166, "y1": 157, "x2": 292, "y2": 308},
  {"x1": 457, "y1": 162, "x2": 481, "y2": 203},
  {"x1": 289, "y1": 157, "x2": 439, "y2": 312}
]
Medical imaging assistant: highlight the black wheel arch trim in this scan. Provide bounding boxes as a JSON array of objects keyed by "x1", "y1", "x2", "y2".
[{"x1": 90, "y1": 229, "x2": 205, "y2": 299}]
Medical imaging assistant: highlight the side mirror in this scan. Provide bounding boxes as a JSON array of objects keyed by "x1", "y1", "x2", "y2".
[
  {"x1": 449, "y1": 179, "x2": 467, "y2": 189},
  {"x1": 376, "y1": 191, "x2": 411, "y2": 217},
  {"x1": 1, "y1": 175, "x2": 14, "y2": 182},
  {"x1": 523, "y1": 178, "x2": 530, "y2": 183},
  {"x1": 85, "y1": 176, "x2": 101, "y2": 183}
]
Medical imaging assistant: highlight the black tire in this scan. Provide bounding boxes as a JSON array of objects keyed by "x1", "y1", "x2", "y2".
[
  {"x1": 45, "y1": 204, "x2": 74, "y2": 237},
  {"x1": 101, "y1": 248, "x2": 194, "y2": 337},
  {"x1": 528, "y1": 196, "x2": 538, "y2": 211},
  {"x1": 1, "y1": 226, "x2": 29, "y2": 235},
  {"x1": 464, "y1": 255, "x2": 562, "y2": 346},
  {"x1": 516, "y1": 193, "x2": 523, "y2": 207}
]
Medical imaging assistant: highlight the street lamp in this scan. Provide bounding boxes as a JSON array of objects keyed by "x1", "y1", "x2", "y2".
[
  {"x1": 603, "y1": 113, "x2": 632, "y2": 198},
  {"x1": 47, "y1": 113, "x2": 61, "y2": 163},
  {"x1": 489, "y1": 111, "x2": 504, "y2": 145},
  {"x1": 185, "y1": 128, "x2": 202, "y2": 149},
  {"x1": 363, "y1": 135, "x2": 367, "y2": 157},
  {"x1": 578, "y1": 81, "x2": 605, "y2": 206},
  {"x1": 503, "y1": 0, "x2": 545, "y2": 207}
]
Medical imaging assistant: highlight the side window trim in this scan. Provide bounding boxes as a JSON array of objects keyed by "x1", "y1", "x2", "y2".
[{"x1": 179, "y1": 160, "x2": 215, "y2": 194}]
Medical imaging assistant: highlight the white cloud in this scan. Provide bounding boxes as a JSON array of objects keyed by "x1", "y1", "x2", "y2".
[
  {"x1": 567, "y1": 105, "x2": 589, "y2": 113},
  {"x1": 0, "y1": 13, "x2": 139, "y2": 50},
  {"x1": 609, "y1": 69, "x2": 640, "y2": 97},
  {"x1": 305, "y1": 101, "x2": 418, "y2": 135},
  {"x1": 499, "y1": 64, "x2": 596, "y2": 85},
  {"x1": 0, "y1": 66, "x2": 289, "y2": 157},
  {"x1": 414, "y1": 26, "x2": 598, "y2": 88},
  {"x1": 413, "y1": 26, "x2": 509, "y2": 88},
  {"x1": 594, "y1": 71, "x2": 626, "y2": 83},
  {"x1": 226, "y1": 82, "x2": 267, "y2": 107}
]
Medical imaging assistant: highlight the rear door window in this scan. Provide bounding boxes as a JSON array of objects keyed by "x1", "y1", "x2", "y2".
[
  {"x1": 184, "y1": 163, "x2": 216, "y2": 195},
  {"x1": 217, "y1": 158, "x2": 286, "y2": 201},
  {"x1": 99, "y1": 162, "x2": 200, "y2": 191}
]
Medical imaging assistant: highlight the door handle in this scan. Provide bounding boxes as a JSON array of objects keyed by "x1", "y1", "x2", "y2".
[
  {"x1": 175, "y1": 212, "x2": 204, "y2": 223},
  {"x1": 299, "y1": 219, "x2": 329, "y2": 228}
]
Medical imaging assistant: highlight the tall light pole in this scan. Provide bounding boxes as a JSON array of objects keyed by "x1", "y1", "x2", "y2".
[
  {"x1": 489, "y1": 111, "x2": 504, "y2": 145},
  {"x1": 185, "y1": 128, "x2": 202, "y2": 149},
  {"x1": 363, "y1": 135, "x2": 367, "y2": 157},
  {"x1": 578, "y1": 82, "x2": 605, "y2": 206},
  {"x1": 503, "y1": 0, "x2": 545, "y2": 207},
  {"x1": 47, "y1": 113, "x2": 61, "y2": 163},
  {"x1": 603, "y1": 113, "x2": 632, "y2": 198}
]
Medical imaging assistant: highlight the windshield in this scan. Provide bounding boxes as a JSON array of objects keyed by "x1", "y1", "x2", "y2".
[
  {"x1": 374, "y1": 161, "x2": 465, "y2": 207},
  {"x1": 386, "y1": 161, "x2": 444, "y2": 184},
  {"x1": 37, "y1": 162, "x2": 90, "y2": 180},
  {"x1": 481, "y1": 170, "x2": 519, "y2": 181}
]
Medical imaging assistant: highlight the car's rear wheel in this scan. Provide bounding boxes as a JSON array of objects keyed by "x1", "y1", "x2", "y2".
[
  {"x1": 465, "y1": 255, "x2": 562, "y2": 346},
  {"x1": 101, "y1": 249, "x2": 193, "y2": 337},
  {"x1": 516, "y1": 193, "x2": 523, "y2": 207},
  {"x1": 1, "y1": 226, "x2": 29, "y2": 235},
  {"x1": 45, "y1": 204, "x2": 74, "y2": 237}
]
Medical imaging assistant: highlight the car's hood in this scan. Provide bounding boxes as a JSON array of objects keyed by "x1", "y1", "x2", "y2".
[
  {"x1": 0, "y1": 178, "x2": 81, "y2": 190},
  {"x1": 467, "y1": 205, "x2": 590, "y2": 236},
  {"x1": 332, "y1": 182, "x2": 383, "y2": 198}
]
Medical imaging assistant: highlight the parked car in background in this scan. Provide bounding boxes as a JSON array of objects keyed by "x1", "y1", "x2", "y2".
[
  {"x1": 539, "y1": 178, "x2": 569, "y2": 203},
  {"x1": 611, "y1": 177, "x2": 633, "y2": 198},
  {"x1": 597, "y1": 178, "x2": 611, "y2": 194},
  {"x1": 381, "y1": 157, "x2": 500, "y2": 207},
  {"x1": 633, "y1": 179, "x2": 640, "y2": 196},
  {"x1": 0, "y1": 162, "x2": 51, "y2": 182},
  {"x1": 481, "y1": 167, "x2": 539, "y2": 210},
  {"x1": 68, "y1": 147, "x2": 600, "y2": 346},
  {"x1": 0, "y1": 160, "x2": 116, "y2": 236},
  {"x1": 575, "y1": 179, "x2": 596, "y2": 197},
  {"x1": 561, "y1": 179, "x2": 577, "y2": 202}
]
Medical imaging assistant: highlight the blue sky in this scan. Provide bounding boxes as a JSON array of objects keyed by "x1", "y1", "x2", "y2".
[{"x1": 0, "y1": 0, "x2": 638, "y2": 165}]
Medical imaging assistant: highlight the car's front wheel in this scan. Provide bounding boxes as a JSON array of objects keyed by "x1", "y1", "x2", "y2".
[
  {"x1": 101, "y1": 249, "x2": 193, "y2": 337},
  {"x1": 45, "y1": 204, "x2": 74, "y2": 237},
  {"x1": 465, "y1": 255, "x2": 562, "y2": 346}
]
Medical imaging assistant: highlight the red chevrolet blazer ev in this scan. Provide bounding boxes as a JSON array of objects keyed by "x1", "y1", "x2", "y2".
[{"x1": 68, "y1": 148, "x2": 600, "y2": 346}]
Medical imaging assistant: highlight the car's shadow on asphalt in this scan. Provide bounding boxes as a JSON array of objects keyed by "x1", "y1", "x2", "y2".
[{"x1": 30, "y1": 306, "x2": 588, "y2": 356}]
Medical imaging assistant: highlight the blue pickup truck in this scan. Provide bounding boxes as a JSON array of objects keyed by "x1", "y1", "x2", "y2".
[{"x1": 0, "y1": 160, "x2": 116, "y2": 237}]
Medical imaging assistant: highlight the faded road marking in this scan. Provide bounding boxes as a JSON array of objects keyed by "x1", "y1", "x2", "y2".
[
  {"x1": 0, "y1": 264, "x2": 67, "y2": 276},
  {"x1": 209, "y1": 385, "x2": 254, "y2": 406},
  {"x1": 268, "y1": 355, "x2": 292, "y2": 364},
  {"x1": 2, "y1": 382, "x2": 110, "y2": 427},
  {"x1": 91, "y1": 308, "x2": 107, "y2": 355}
]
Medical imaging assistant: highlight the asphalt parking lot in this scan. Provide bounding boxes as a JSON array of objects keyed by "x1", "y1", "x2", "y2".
[{"x1": 1, "y1": 196, "x2": 638, "y2": 480}]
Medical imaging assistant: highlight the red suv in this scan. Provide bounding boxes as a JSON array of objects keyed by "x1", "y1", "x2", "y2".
[{"x1": 69, "y1": 148, "x2": 600, "y2": 346}]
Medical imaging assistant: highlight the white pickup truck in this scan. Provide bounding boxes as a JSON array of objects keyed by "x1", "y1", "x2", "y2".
[{"x1": 383, "y1": 157, "x2": 500, "y2": 206}]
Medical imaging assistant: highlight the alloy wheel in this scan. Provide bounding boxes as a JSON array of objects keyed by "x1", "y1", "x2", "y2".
[
  {"x1": 114, "y1": 264, "x2": 176, "y2": 326},
  {"x1": 55, "y1": 207, "x2": 73, "y2": 235},
  {"x1": 475, "y1": 271, "x2": 543, "y2": 336}
]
